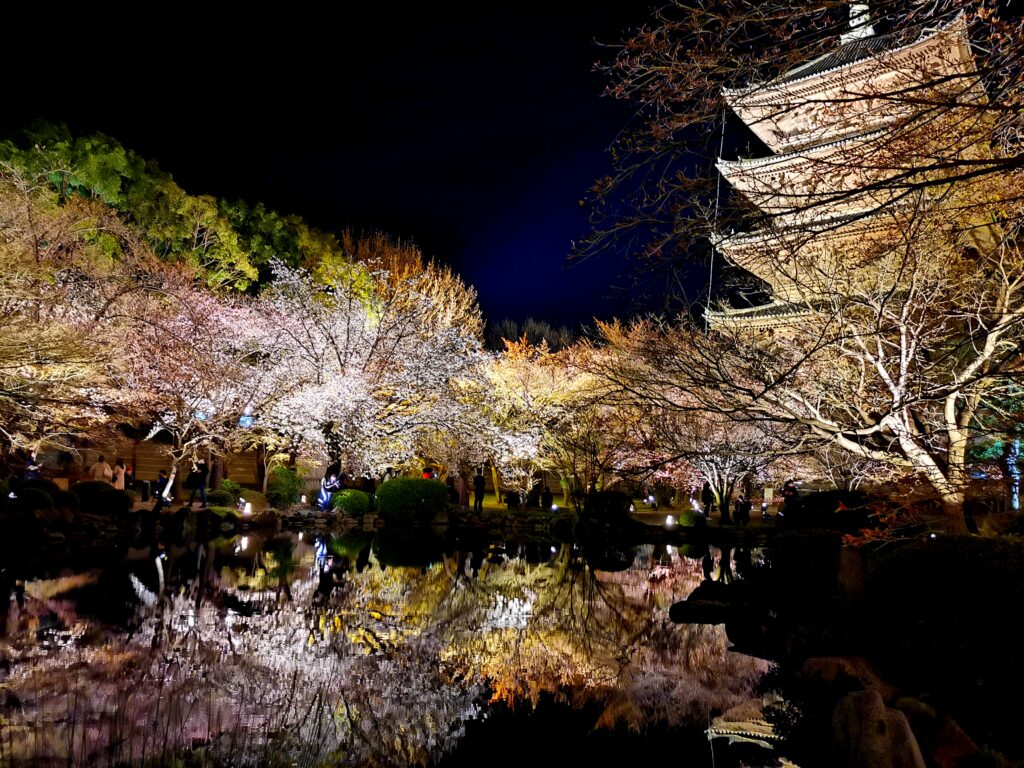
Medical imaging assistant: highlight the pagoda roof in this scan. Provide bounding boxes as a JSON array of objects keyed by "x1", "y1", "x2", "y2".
[
  {"x1": 713, "y1": 206, "x2": 898, "y2": 247},
  {"x1": 705, "y1": 300, "x2": 813, "y2": 329},
  {"x1": 776, "y1": 34, "x2": 894, "y2": 86},
  {"x1": 724, "y1": 14, "x2": 968, "y2": 102},
  {"x1": 716, "y1": 127, "x2": 885, "y2": 174}
]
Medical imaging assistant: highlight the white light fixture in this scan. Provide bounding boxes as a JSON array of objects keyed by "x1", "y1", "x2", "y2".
[
  {"x1": 243, "y1": 502, "x2": 253, "y2": 516},
  {"x1": 298, "y1": 532, "x2": 304, "y2": 541},
  {"x1": 240, "y1": 536, "x2": 249, "y2": 551},
  {"x1": 301, "y1": 494, "x2": 307, "y2": 504},
  {"x1": 551, "y1": 504, "x2": 558, "y2": 511},
  {"x1": 664, "y1": 515, "x2": 676, "y2": 529}
]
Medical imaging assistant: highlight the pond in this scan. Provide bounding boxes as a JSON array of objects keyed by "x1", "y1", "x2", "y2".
[{"x1": 0, "y1": 522, "x2": 774, "y2": 767}]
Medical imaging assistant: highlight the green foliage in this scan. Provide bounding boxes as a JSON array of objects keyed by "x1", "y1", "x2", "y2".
[
  {"x1": 207, "y1": 506, "x2": 237, "y2": 517},
  {"x1": 206, "y1": 489, "x2": 234, "y2": 507},
  {"x1": 219, "y1": 478, "x2": 243, "y2": 502},
  {"x1": 374, "y1": 478, "x2": 448, "y2": 524},
  {"x1": 331, "y1": 488, "x2": 371, "y2": 516},
  {"x1": 329, "y1": 530, "x2": 374, "y2": 559},
  {"x1": 266, "y1": 466, "x2": 304, "y2": 509},
  {"x1": 678, "y1": 507, "x2": 708, "y2": 527}
]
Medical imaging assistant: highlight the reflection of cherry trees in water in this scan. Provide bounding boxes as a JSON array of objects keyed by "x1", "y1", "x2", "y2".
[{"x1": 1, "y1": 541, "x2": 766, "y2": 766}]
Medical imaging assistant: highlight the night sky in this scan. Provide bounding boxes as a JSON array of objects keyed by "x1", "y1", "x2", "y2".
[{"x1": 3, "y1": 5, "x2": 657, "y2": 328}]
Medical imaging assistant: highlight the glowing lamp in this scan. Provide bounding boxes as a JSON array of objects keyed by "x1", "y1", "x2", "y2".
[
  {"x1": 243, "y1": 502, "x2": 253, "y2": 516},
  {"x1": 240, "y1": 536, "x2": 249, "y2": 551},
  {"x1": 301, "y1": 494, "x2": 307, "y2": 504},
  {"x1": 664, "y1": 514, "x2": 676, "y2": 529},
  {"x1": 551, "y1": 504, "x2": 558, "y2": 511}
]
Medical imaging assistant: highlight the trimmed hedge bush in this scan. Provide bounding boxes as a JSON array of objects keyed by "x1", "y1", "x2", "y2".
[
  {"x1": 91, "y1": 489, "x2": 133, "y2": 516},
  {"x1": 72, "y1": 480, "x2": 116, "y2": 501},
  {"x1": 72, "y1": 481, "x2": 132, "y2": 515},
  {"x1": 266, "y1": 466, "x2": 304, "y2": 509},
  {"x1": 206, "y1": 489, "x2": 234, "y2": 507},
  {"x1": 52, "y1": 490, "x2": 80, "y2": 511},
  {"x1": 219, "y1": 479, "x2": 243, "y2": 502},
  {"x1": 374, "y1": 478, "x2": 448, "y2": 524},
  {"x1": 17, "y1": 478, "x2": 62, "y2": 497},
  {"x1": 332, "y1": 489, "x2": 371, "y2": 516},
  {"x1": 16, "y1": 488, "x2": 53, "y2": 513}
]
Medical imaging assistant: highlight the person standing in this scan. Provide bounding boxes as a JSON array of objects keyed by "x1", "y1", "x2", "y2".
[
  {"x1": 90, "y1": 455, "x2": 113, "y2": 484},
  {"x1": 701, "y1": 481, "x2": 716, "y2": 516},
  {"x1": 455, "y1": 471, "x2": 469, "y2": 507},
  {"x1": 735, "y1": 494, "x2": 752, "y2": 527},
  {"x1": 112, "y1": 458, "x2": 127, "y2": 490},
  {"x1": 187, "y1": 459, "x2": 209, "y2": 507},
  {"x1": 473, "y1": 468, "x2": 486, "y2": 513},
  {"x1": 153, "y1": 469, "x2": 170, "y2": 512}
]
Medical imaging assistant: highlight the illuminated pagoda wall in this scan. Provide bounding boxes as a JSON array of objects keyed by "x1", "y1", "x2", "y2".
[{"x1": 707, "y1": 5, "x2": 987, "y2": 330}]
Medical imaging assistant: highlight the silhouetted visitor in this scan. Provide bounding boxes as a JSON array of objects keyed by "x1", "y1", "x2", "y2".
[
  {"x1": 781, "y1": 479, "x2": 799, "y2": 514},
  {"x1": 186, "y1": 459, "x2": 208, "y2": 507},
  {"x1": 473, "y1": 469, "x2": 486, "y2": 512},
  {"x1": 540, "y1": 485, "x2": 554, "y2": 509},
  {"x1": 735, "y1": 494, "x2": 752, "y2": 527},
  {"x1": 153, "y1": 470, "x2": 170, "y2": 512},
  {"x1": 505, "y1": 489, "x2": 520, "y2": 512},
  {"x1": 702, "y1": 549, "x2": 715, "y2": 581},
  {"x1": 446, "y1": 476, "x2": 459, "y2": 503},
  {"x1": 701, "y1": 481, "x2": 715, "y2": 515},
  {"x1": 455, "y1": 471, "x2": 469, "y2": 507}
]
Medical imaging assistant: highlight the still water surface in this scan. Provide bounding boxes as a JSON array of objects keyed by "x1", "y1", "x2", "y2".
[{"x1": 1, "y1": 526, "x2": 769, "y2": 767}]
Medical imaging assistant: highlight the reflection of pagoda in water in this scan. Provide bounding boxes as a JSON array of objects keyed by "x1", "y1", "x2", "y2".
[{"x1": 707, "y1": 4, "x2": 986, "y2": 330}]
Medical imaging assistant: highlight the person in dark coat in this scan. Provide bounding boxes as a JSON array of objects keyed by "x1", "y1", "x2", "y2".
[
  {"x1": 186, "y1": 460, "x2": 209, "y2": 507},
  {"x1": 473, "y1": 469, "x2": 486, "y2": 513},
  {"x1": 540, "y1": 485, "x2": 554, "y2": 509},
  {"x1": 701, "y1": 481, "x2": 716, "y2": 516},
  {"x1": 735, "y1": 494, "x2": 752, "y2": 527},
  {"x1": 153, "y1": 470, "x2": 170, "y2": 512}
]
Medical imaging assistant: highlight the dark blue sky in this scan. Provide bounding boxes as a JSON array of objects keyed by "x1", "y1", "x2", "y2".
[{"x1": 3, "y1": 5, "x2": 655, "y2": 327}]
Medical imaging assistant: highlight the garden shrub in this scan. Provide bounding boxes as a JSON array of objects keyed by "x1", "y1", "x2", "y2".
[
  {"x1": 219, "y1": 478, "x2": 243, "y2": 502},
  {"x1": 16, "y1": 488, "x2": 53, "y2": 513},
  {"x1": 240, "y1": 489, "x2": 268, "y2": 511},
  {"x1": 125, "y1": 489, "x2": 140, "y2": 502},
  {"x1": 72, "y1": 480, "x2": 116, "y2": 503},
  {"x1": 17, "y1": 478, "x2": 62, "y2": 497},
  {"x1": 206, "y1": 489, "x2": 234, "y2": 507},
  {"x1": 679, "y1": 508, "x2": 708, "y2": 527},
  {"x1": 89, "y1": 489, "x2": 133, "y2": 516},
  {"x1": 52, "y1": 490, "x2": 80, "y2": 511},
  {"x1": 332, "y1": 489, "x2": 370, "y2": 516},
  {"x1": 266, "y1": 466, "x2": 304, "y2": 509},
  {"x1": 374, "y1": 478, "x2": 447, "y2": 524},
  {"x1": 208, "y1": 506, "x2": 236, "y2": 516}
]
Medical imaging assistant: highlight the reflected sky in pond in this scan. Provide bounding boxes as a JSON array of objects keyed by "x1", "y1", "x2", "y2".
[{"x1": 0, "y1": 530, "x2": 767, "y2": 767}]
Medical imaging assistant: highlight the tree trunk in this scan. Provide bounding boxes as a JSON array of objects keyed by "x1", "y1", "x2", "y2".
[{"x1": 489, "y1": 463, "x2": 501, "y2": 506}]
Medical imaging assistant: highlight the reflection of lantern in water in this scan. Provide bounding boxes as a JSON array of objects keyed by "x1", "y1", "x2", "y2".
[{"x1": 241, "y1": 536, "x2": 249, "y2": 551}]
